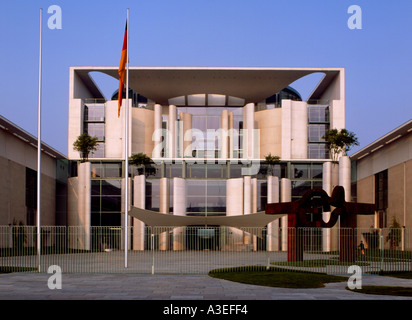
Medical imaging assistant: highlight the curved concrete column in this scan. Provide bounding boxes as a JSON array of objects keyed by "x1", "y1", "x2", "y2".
[
  {"x1": 180, "y1": 112, "x2": 193, "y2": 157},
  {"x1": 153, "y1": 104, "x2": 163, "y2": 158},
  {"x1": 243, "y1": 103, "x2": 255, "y2": 159},
  {"x1": 243, "y1": 176, "x2": 252, "y2": 245},
  {"x1": 251, "y1": 178, "x2": 258, "y2": 250},
  {"x1": 220, "y1": 110, "x2": 229, "y2": 159},
  {"x1": 133, "y1": 175, "x2": 145, "y2": 251},
  {"x1": 339, "y1": 156, "x2": 351, "y2": 202},
  {"x1": 173, "y1": 178, "x2": 186, "y2": 250},
  {"x1": 159, "y1": 178, "x2": 170, "y2": 250},
  {"x1": 75, "y1": 162, "x2": 91, "y2": 250},
  {"x1": 226, "y1": 178, "x2": 244, "y2": 245},
  {"x1": 168, "y1": 105, "x2": 177, "y2": 158},
  {"x1": 243, "y1": 176, "x2": 252, "y2": 215},
  {"x1": 281, "y1": 178, "x2": 291, "y2": 251},
  {"x1": 267, "y1": 176, "x2": 280, "y2": 251},
  {"x1": 322, "y1": 161, "x2": 340, "y2": 252},
  {"x1": 228, "y1": 112, "x2": 234, "y2": 158},
  {"x1": 322, "y1": 162, "x2": 332, "y2": 252}
]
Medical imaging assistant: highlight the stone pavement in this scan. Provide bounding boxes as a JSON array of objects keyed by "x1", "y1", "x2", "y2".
[{"x1": 0, "y1": 272, "x2": 412, "y2": 301}]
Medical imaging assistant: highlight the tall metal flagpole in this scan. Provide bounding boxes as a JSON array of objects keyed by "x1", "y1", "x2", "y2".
[
  {"x1": 124, "y1": 8, "x2": 130, "y2": 268},
  {"x1": 37, "y1": 8, "x2": 43, "y2": 273}
]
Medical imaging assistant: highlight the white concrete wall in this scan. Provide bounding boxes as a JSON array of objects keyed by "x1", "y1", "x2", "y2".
[
  {"x1": 280, "y1": 100, "x2": 308, "y2": 160},
  {"x1": 281, "y1": 100, "x2": 292, "y2": 160},
  {"x1": 105, "y1": 100, "x2": 132, "y2": 159},
  {"x1": 68, "y1": 99, "x2": 83, "y2": 159},
  {"x1": 131, "y1": 108, "x2": 155, "y2": 156},
  {"x1": 291, "y1": 101, "x2": 308, "y2": 159}
]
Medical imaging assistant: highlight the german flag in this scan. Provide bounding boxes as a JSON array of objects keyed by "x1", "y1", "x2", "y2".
[{"x1": 118, "y1": 22, "x2": 127, "y2": 117}]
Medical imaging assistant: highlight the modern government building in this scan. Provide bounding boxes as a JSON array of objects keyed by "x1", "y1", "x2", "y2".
[
  {"x1": 1, "y1": 66, "x2": 411, "y2": 252},
  {"x1": 67, "y1": 66, "x2": 347, "y2": 251}
]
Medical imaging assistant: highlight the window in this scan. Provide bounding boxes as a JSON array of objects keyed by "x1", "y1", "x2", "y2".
[
  {"x1": 308, "y1": 105, "x2": 329, "y2": 123},
  {"x1": 375, "y1": 170, "x2": 388, "y2": 210},
  {"x1": 308, "y1": 144, "x2": 329, "y2": 159},
  {"x1": 84, "y1": 123, "x2": 105, "y2": 141},
  {"x1": 26, "y1": 168, "x2": 37, "y2": 225},
  {"x1": 186, "y1": 180, "x2": 226, "y2": 216},
  {"x1": 308, "y1": 124, "x2": 329, "y2": 142},
  {"x1": 308, "y1": 105, "x2": 330, "y2": 159},
  {"x1": 291, "y1": 164, "x2": 309, "y2": 179},
  {"x1": 91, "y1": 179, "x2": 122, "y2": 226},
  {"x1": 91, "y1": 162, "x2": 122, "y2": 178},
  {"x1": 84, "y1": 104, "x2": 105, "y2": 158}
]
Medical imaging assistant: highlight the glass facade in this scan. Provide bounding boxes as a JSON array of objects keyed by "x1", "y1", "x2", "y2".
[
  {"x1": 77, "y1": 88, "x2": 331, "y2": 227},
  {"x1": 307, "y1": 105, "x2": 330, "y2": 159},
  {"x1": 90, "y1": 162, "x2": 123, "y2": 226},
  {"x1": 83, "y1": 103, "x2": 105, "y2": 158},
  {"x1": 176, "y1": 106, "x2": 244, "y2": 158},
  {"x1": 290, "y1": 162, "x2": 323, "y2": 201}
]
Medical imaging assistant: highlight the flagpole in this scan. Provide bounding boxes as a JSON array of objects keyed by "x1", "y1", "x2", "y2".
[
  {"x1": 37, "y1": 8, "x2": 43, "y2": 273},
  {"x1": 124, "y1": 8, "x2": 130, "y2": 268}
]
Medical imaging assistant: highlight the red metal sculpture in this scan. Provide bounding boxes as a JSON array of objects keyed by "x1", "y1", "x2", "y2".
[{"x1": 265, "y1": 186, "x2": 375, "y2": 262}]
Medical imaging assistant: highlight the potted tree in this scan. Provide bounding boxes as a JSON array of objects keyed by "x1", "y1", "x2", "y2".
[
  {"x1": 264, "y1": 153, "x2": 280, "y2": 176},
  {"x1": 322, "y1": 128, "x2": 359, "y2": 162},
  {"x1": 386, "y1": 216, "x2": 402, "y2": 249},
  {"x1": 73, "y1": 132, "x2": 99, "y2": 162},
  {"x1": 129, "y1": 152, "x2": 156, "y2": 177}
]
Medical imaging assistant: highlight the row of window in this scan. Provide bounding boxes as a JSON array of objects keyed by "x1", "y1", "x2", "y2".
[
  {"x1": 82, "y1": 104, "x2": 331, "y2": 160},
  {"x1": 89, "y1": 176, "x2": 325, "y2": 226},
  {"x1": 87, "y1": 161, "x2": 324, "y2": 180}
]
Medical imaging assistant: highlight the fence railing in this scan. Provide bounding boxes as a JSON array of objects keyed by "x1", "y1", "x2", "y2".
[{"x1": 1, "y1": 226, "x2": 411, "y2": 275}]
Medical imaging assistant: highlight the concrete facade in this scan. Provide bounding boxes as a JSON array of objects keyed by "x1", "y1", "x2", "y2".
[
  {"x1": 351, "y1": 119, "x2": 412, "y2": 229},
  {"x1": 0, "y1": 115, "x2": 66, "y2": 227}
]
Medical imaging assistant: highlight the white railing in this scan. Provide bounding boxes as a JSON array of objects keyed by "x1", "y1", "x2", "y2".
[{"x1": 1, "y1": 226, "x2": 411, "y2": 275}]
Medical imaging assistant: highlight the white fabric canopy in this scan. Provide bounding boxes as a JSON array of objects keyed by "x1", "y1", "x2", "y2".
[{"x1": 129, "y1": 206, "x2": 285, "y2": 228}]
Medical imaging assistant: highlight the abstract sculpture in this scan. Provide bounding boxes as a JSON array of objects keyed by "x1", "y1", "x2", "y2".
[{"x1": 265, "y1": 186, "x2": 375, "y2": 262}]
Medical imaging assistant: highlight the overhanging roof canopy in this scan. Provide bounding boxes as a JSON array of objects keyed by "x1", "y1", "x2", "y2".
[{"x1": 73, "y1": 66, "x2": 342, "y2": 104}]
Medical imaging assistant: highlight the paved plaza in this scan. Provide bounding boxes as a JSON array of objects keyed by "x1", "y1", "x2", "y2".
[{"x1": 1, "y1": 271, "x2": 412, "y2": 300}]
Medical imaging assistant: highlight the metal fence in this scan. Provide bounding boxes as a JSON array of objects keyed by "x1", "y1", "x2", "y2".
[{"x1": 1, "y1": 225, "x2": 411, "y2": 275}]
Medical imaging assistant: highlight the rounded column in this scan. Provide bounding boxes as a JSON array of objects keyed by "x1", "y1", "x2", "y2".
[
  {"x1": 159, "y1": 177, "x2": 170, "y2": 250},
  {"x1": 173, "y1": 178, "x2": 186, "y2": 250},
  {"x1": 133, "y1": 175, "x2": 145, "y2": 251},
  {"x1": 267, "y1": 176, "x2": 280, "y2": 251},
  {"x1": 280, "y1": 178, "x2": 291, "y2": 251},
  {"x1": 226, "y1": 178, "x2": 244, "y2": 246},
  {"x1": 153, "y1": 104, "x2": 163, "y2": 158}
]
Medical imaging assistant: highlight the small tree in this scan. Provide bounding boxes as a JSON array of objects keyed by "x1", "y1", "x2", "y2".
[
  {"x1": 264, "y1": 153, "x2": 280, "y2": 176},
  {"x1": 386, "y1": 216, "x2": 402, "y2": 249},
  {"x1": 129, "y1": 152, "x2": 156, "y2": 176},
  {"x1": 73, "y1": 132, "x2": 99, "y2": 162},
  {"x1": 322, "y1": 128, "x2": 359, "y2": 162}
]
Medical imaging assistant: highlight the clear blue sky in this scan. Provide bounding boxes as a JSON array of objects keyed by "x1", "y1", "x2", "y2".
[{"x1": 1, "y1": 0, "x2": 411, "y2": 156}]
